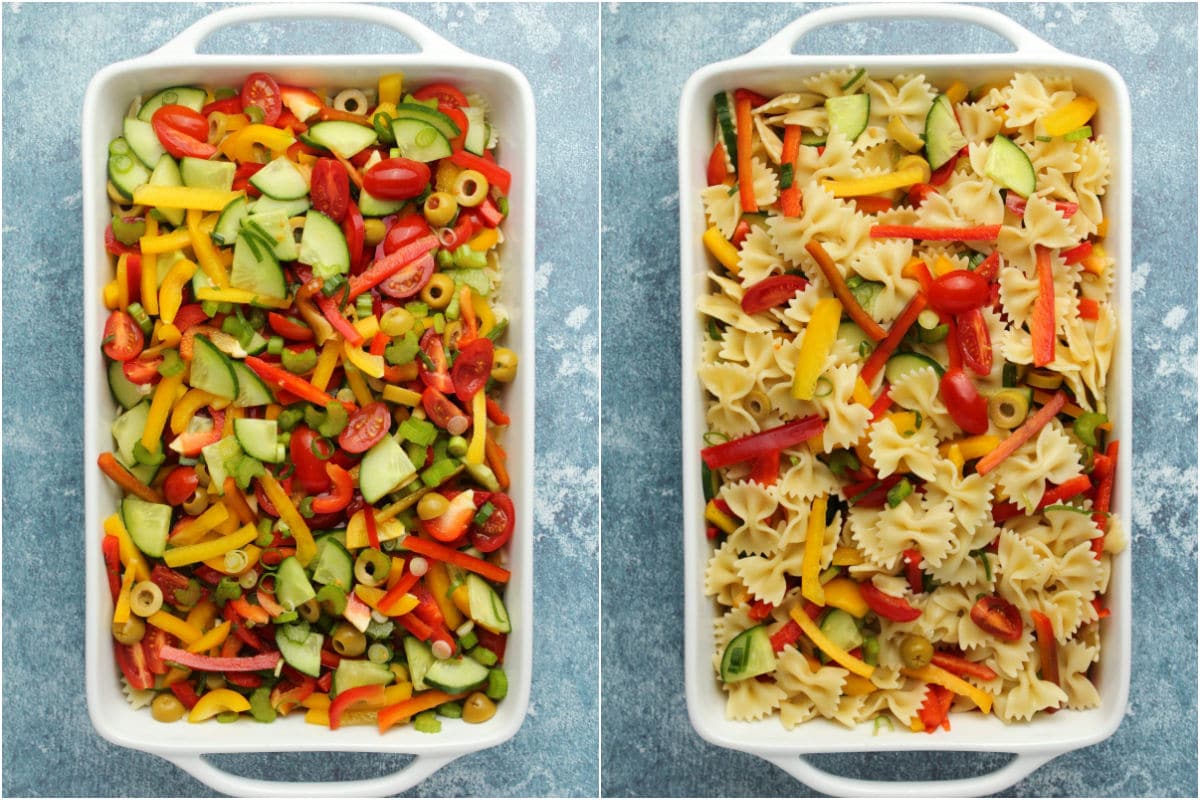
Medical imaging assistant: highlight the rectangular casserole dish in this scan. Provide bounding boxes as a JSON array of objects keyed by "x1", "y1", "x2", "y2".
[
  {"x1": 82, "y1": 5, "x2": 535, "y2": 797},
  {"x1": 678, "y1": 4, "x2": 1131, "y2": 796}
]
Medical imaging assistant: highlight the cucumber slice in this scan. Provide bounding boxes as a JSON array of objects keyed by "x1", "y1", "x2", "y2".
[
  {"x1": 230, "y1": 360, "x2": 274, "y2": 408},
  {"x1": 233, "y1": 418, "x2": 285, "y2": 463},
  {"x1": 390, "y1": 103, "x2": 461, "y2": 139},
  {"x1": 212, "y1": 196, "x2": 250, "y2": 246},
  {"x1": 837, "y1": 321, "x2": 874, "y2": 361},
  {"x1": 303, "y1": 121, "x2": 378, "y2": 159},
  {"x1": 985, "y1": 135, "x2": 1037, "y2": 198},
  {"x1": 129, "y1": 463, "x2": 160, "y2": 487},
  {"x1": 231, "y1": 232, "x2": 287, "y2": 299},
  {"x1": 137, "y1": 86, "x2": 207, "y2": 122},
  {"x1": 310, "y1": 535, "x2": 354, "y2": 590},
  {"x1": 332, "y1": 659, "x2": 394, "y2": 697},
  {"x1": 357, "y1": 189, "x2": 406, "y2": 218},
  {"x1": 190, "y1": 335, "x2": 239, "y2": 399},
  {"x1": 298, "y1": 210, "x2": 350, "y2": 279},
  {"x1": 924, "y1": 94, "x2": 968, "y2": 170},
  {"x1": 180, "y1": 157, "x2": 235, "y2": 192},
  {"x1": 884, "y1": 352, "x2": 945, "y2": 385},
  {"x1": 391, "y1": 118, "x2": 452, "y2": 163},
  {"x1": 252, "y1": 195, "x2": 311, "y2": 218},
  {"x1": 122, "y1": 118, "x2": 166, "y2": 168},
  {"x1": 359, "y1": 434, "x2": 416, "y2": 504},
  {"x1": 108, "y1": 360, "x2": 153, "y2": 410},
  {"x1": 423, "y1": 655, "x2": 490, "y2": 694},
  {"x1": 719, "y1": 624, "x2": 776, "y2": 683},
  {"x1": 275, "y1": 624, "x2": 323, "y2": 677},
  {"x1": 826, "y1": 93, "x2": 870, "y2": 142},
  {"x1": 200, "y1": 435, "x2": 243, "y2": 496},
  {"x1": 275, "y1": 556, "x2": 317, "y2": 611},
  {"x1": 242, "y1": 209, "x2": 299, "y2": 261},
  {"x1": 107, "y1": 138, "x2": 151, "y2": 199},
  {"x1": 466, "y1": 573, "x2": 511, "y2": 634},
  {"x1": 403, "y1": 637, "x2": 435, "y2": 691},
  {"x1": 462, "y1": 107, "x2": 488, "y2": 156},
  {"x1": 713, "y1": 91, "x2": 738, "y2": 168},
  {"x1": 121, "y1": 495, "x2": 172, "y2": 558},
  {"x1": 249, "y1": 157, "x2": 309, "y2": 201},
  {"x1": 800, "y1": 131, "x2": 827, "y2": 147},
  {"x1": 111, "y1": 401, "x2": 152, "y2": 468},
  {"x1": 819, "y1": 609, "x2": 863, "y2": 652},
  {"x1": 146, "y1": 154, "x2": 185, "y2": 226}
]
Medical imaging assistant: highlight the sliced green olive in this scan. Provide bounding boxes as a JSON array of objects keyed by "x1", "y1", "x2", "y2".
[{"x1": 988, "y1": 388, "x2": 1030, "y2": 429}]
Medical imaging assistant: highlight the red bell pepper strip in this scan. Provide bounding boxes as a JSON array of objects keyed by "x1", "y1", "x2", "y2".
[
  {"x1": 860, "y1": 581, "x2": 921, "y2": 622},
  {"x1": 449, "y1": 150, "x2": 511, "y2": 195},
  {"x1": 868, "y1": 384, "x2": 893, "y2": 422},
  {"x1": 369, "y1": 330, "x2": 390, "y2": 357},
  {"x1": 244, "y1": 356, "x2": 340, "y2": 409},
  {"x1": 476, "y1": 197, "x2": 505, "y2": 228},
  {"x1": 105, "y1": 223, "x2": 140, "y2": 256},
  {"x1": 779, "y1": 125, "x2": 802, "y2": 217},
  {"x1": 748, "y1": 449, "x2": 781, "y2": 486},
  {"x1": 401, "y1": 535, "x2": 511, "y2": 584},
  {"x1": 734, "y1": 91, "x2": 757, "y2": 213},
  {"x1": 806, "y1": 241, "x2": 888, "y2": 341},
  {"x1": 870, "y1": 224, "x2": 1001, "y2": 242},
  {"x1": 346, "y1": 236, "x2": 439, "y2": 300},
  {"x1": 700, "y1": 416, "x2": 826, "y2": 469},
  {"x1": 255, "y1": 589, "x2": 286, "y2": 618},
  {"x1": 1037, "y1": 475, "x2": 1093, "y2": 509},
  {"x1": 98, "y1": 452, "x2": 164, "y2": 503},
  {"x1": 1004, "y1": 193, "x2": 1078, "y2": 218},
  {"x1": 906, "y1": 183, "x2": 938, "y2": 208},
  {"x1": 170, "y1": 680, "x2": 201, "y2": 710},
  {"x1": 972, "y1": 251, "x2": 1001, "y2": 282},
  {"x1": 917, "y1": 683, "x2": 955, "y2": 732},
  {"x1": 770, "y1": 619, "x2": 803, "y2": 652},
  {"x1": 860, "y1": 293, "x2": 928, "y2": 384},
  {"x1": 1091, "y1": 441, "x2": 1118, "y2": 556},
  {"x1": 1032, "y1": 245, "x2": 1056, "y2": 367},
  {"x1": 329, "y1": 684, "x2": 387, "y2": 730},
  {"x1": 159, "y1": 645, "x2": 282, "y2": 673},
  {"x1": 102, "y1": 535, "x2": 122, "y2": 602},
  {"x1": 1078, "y1": 298, "x2": 1100, "y2": 320},
  {"x1": 931, "y1": 651, "x2": 998, "y2": 682},
  {"x1": 843, "y1": 474, "x2": 905, "y2": 508},
  {"x1": 1029, "y1": 610, "x2": 1060, "y2": 687},
  {"x1": 364, "y1": 505, "x2": 381, "y2": 550},
  {"x1": 397, "y1": 611, "x2": 434, "y2": 641},
  {"x1": 707, "y1": 140, "x2": 728, "y2": 186},
  {"x1": 225, "y1": 671, "x2": 264, "y2": 689},
  {"x1": 411, "y1": 582, "x2": 446, "y2": 628},
  {"x1": 301, "y1": 278, "x2": 364, "y2": 347},
  {"x1": 991, "y1": 501, "x2": 1023, "y2": 524},
  {"x1": 170, "y1": 408, "x2": 226, "y2": 457},
  {"x1": 377, "y1": 565, "x2": 421, "y2": 615},
  {"x1": 311, "y1": 463, "x2": 354, "y2": 514},
  {"x1": 929, "y1": 146, "x2": 966, "y2": 186},
  {"x1": 748, "y1": 599, "x2": 774, "y2": 622},
  {"x1": 202, "y1": 96, "x2": 244, "y2": 116},
  {"x1": 320, "y1": 649, "x2": 341, "y2": 670},
  {"x1": 1062, "y1": 241, "x2": 1093, "y2": 266},
  {"x1": 902, "y1": 549, "x2": 924, "y2": 595},
  {"x1": 271, "y1": 674, "x2": 316, "y2": 715},
  {"x1": 485, "y1": 397, "x2": 510, "y2": 426},
  {"x1": 976, "y1": 391, "x2": 1067, "y2": 475}
]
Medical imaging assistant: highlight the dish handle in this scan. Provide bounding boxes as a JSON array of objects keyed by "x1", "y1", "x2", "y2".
[
  {"x1": 164, "y1": 752, "x2": 455, "y2": 798},
  {"x1": 764, "y1": 752, "x2": 1054, "y2": 798},
  {"x1": 150, "y1": 2, "x2": 469, "y2": 60},
  {"x1": 749, "y1": 2, "x2": 1058, "y2": 59}
]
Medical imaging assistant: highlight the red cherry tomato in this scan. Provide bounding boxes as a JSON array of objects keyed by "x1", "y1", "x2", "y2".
[
  {"x1": 421, "y1": 387, "x2": 467, "y2": 430},
  {"x1": 122, "y1": 355, "x2": 162, "y2": 385},
  {"x1": 412, "y1": 82, "x2": 469, "y2": 108},
  {"x1": 957, "y1": 308, "x2": 993, "y2": 376},
  {"x1": 338, "y1": 402, "x2": 391, "y2": 454},
  {"x1": 342, "y1": 201, "x2": 365, "y2": 274},
  {"x1": 859, "y1": 581, "x2": 922, "y2": 622},
  {"x1": 151, "y1": 105, "x2": 217, "y2": 159},
  {"x1": 970, "y1": 595, "x2": 1023, "y2": 641},
  {"x1": 939, "y1": 368, "x2": 989, "y2": 435},
  {"x1": 363, "y1": 157, "x2": 431, "y2": 201},
  {"x1": 232, "y1": 162, "x2": 264, "y2": 197},
  {"x1": 740, "y1": 275, "x2": 810, "y2": 314},
  {"x1": 267, "y1": 312, "x2": 314, "y2": 341},
  {"x1": 201, "y1": 96, "x2": 244, "y2": 117},
  {"x1": 469, "y1": 491, "x2": 515, "y2": 553},
  {"x1": 417, "y1": 328, "x2": 454, "y2": 393},
  {"x1": 451, "y1": 337, "x2": 494, "y2": 403},
  {"x1": 310, "y1": 158, "x2": 350, "y2": 223},
  {"x1": 707, "y1": 141, "x2": 728, "y2": 186},
  {"x1": 289, "y1": 426, "x2": 334, "y2": 494},
  {"x1": 163, "y1": 466, "x2": 200, "y2": 506},
  {"x1": 438, "y1": 103, "x2": 469, "y2": 151},
  {"x1": 929, "y1": 270, "x2": 989, "y2": 315},
  {"x1": 379, "y1": 253, "x2": 434, "y2": 299},
  {"x1": 102, "y1": 310, "x2": 145, "y2": 362},
  {"x1": 114, "y1": 641, "x2": 154, "y2": 690},
  {"x1": 383, "y1": 212, "x2": 432, "y2": 255},
  {"x1": 241, "y1": 72, "x2": 282, "y2": 125}
]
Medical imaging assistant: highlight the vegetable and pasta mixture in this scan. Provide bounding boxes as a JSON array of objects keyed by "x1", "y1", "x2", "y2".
[
  {"x1": 698, "y1": 70, "x2": 1123, "y2": 732},
  {"x1": 99, "y1": 72, "x2": 517, "y2": 732}
]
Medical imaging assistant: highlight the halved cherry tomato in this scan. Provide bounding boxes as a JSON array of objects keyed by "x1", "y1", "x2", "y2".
[
  {"x1": 907, "y1": 183, "x2": 938, "y2": 207},
  {"x1": 338, "y1": 402, "x2": 391, "y2": 453},
  {"x1": 151, "y1": 105, "x2": 216, "y2": 160},
  {"x1": 310, "y1": 463, "x2": 354, "y2": 514},
  {"x1": 939, "y1": 368, "x2": 989, "y2": 435},
  {"x1": 412, "y1": 82, "x2": 468, "y2": 108},
  {"x1": 970, "y1": 595, "x2": 1023, "y2": 641},
  {"x1": 469, "y1": 491, "x2": 514, "y2": 552},
  {"x1": 310, "y1": 158, "x2": 350, "y2": 223},
  {"x1": 378, "y1": 252, "x2": 434, "y2": 299},
  {"x1": 422, "y1": 490, "x2": 477, "y2": 542},
  {"x1": 276, "y1": 109, "x2": 306, "y2": 135},
  {"x1": 201, "y1": 96, "x2": 244, "y2": 117},
  {"x1": 290, "y1": 426, "x2": 333, "y2": 494},
  {"x1": 267, "y1": 312, "x2": 314, "y2": 341},
  {"x1": 232, "y1": 162, "x2": 264, "y2": 197},
  {"x1": 439, "y1": 103, "x2": 469, "y2": 152},
  {"x1": 362, "y1": 157, "x2": 431, "y2": 201},
  {"x1": 342, "y1": 201, "x2": 365, "y2": 274},
  {"x1": 417, "y1": 328, "x2": 454, "y2": 393},
  {"x1": 451, "y1": 338, "x2": 494, "y2": 402},
  {"x1": 859, "y1": 581, "x2": 922, "y2": 622},
  {"x1": 740, "y1": 275, "x2": 810, "y2": 314},
  {"x1": 102, "y1": 310, "x2": 144, "y2": 362},
  {"x1": 929, "y1": 270, "x2": 989, "y2": 315},
  {"x1": 143, "y1": 626, "x2": 170, "y2": 675},
  {"x1": 422, "y1": 387, "x2": 467, "y2": 430},
  {"x1": 383, "y1": 212, "x2": 432, "y2": 255},
  {"x1": 114, "y1": 641, "x2": 154, "y2": 690},
  {"x1": 241, "y1": 72, "x2": 282, "y2": 126},
  {"x1": 122, "y1": 355, "x2": 162, "y2": 385},
  {"x1": 707, "y1": 141, "x2": 728, "y2": 186},
  {"x1": 957, "y1": 308, "x2": 993, "y2": 376},
  {"x1": 163, "y1": 466, "x2": 200, "y2": 506}
]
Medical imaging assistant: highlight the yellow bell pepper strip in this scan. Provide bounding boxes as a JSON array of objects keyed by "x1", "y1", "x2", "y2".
[
  {"x1": 903, "y1": 663, "x2": 994, "y2": 714},
  {"x1": 831, "y1": 546, "x2": 864, "y2": 567},
  {"x1": 342, "y1": 363, "x2": 375, "y2": 406},
  {"x1": 187, "y1": 688, "x2": 253, "y2": 722},
  {"x1": 163, "y1": 522, "x2": 257, "y2": 568},
  {"x1": 704, "y1": 500, "x2": 738, "y2": 535},
  {"x1": 945, "y1": 80, "x2": 969, "y2": 104},
  {"x1": 843, "y1": 673, "x2": 879, "y2": 696},
  {"x1": 158, "y1": 258, "x2": 198, "y2": 325},
  {"x1": 147, "y1": 610, "x2": 205, "y2": 645},
  {"x1": 185, "y1": 599, "x2": 219, "y2": 632},
  {"x1": 466, "y1": 390, "x2": 487, "y2": 466},
  {"x1": 851, "y1": 377, "x2": 874, "y2": 407},
  {"x1": 945, "y1": 443, "x2": 965, "y2": 475},
  {"x1": 302, "y1": 692, "x2": 332, "y2": 711},
  {"x1": 104, "y1": 514, "x2": 151, "y2": 581},
  {"x1": 97, "y1": 453, "x2": 164, "y2": 503},
  {"x1": 170, "y1": 389, "x2": 224, "y2": 436},
  {"x1": 139, "y1": 228, "x2": 193, "y2": 255},
  {"x1": 353, "y1": 584, "x2": 389, "y2": 609},
  {"x1": 468, "y1": 226, "x2": 499, "y2": 252},
  {"x1": 378, "y1": 73, "x2": 404, "y2": 106},
  {"x1": 821, "y1": 577, "x2": 869, "y2": 618},
  {"x1": 113, "y1": 567, "x2": 137, "y2": 624},
  {"x1": 194, "y1": 285, "x2": 292, "y2": 308},
  {"x1": 169, "y1": 502, "x2": 230, "y2": 546},
  {"x1": 310, "y1": 337, "x2": 343, "y2": 391},
  {"x1": 115, "y1": 254, "x2": 130, "y2": 312},
  {"x1": 807, "y1": 240, "x2": 889, "y2": 341},
  {"x1": 789, "y1": 605, "x2": 875, "y2": 679},
  {"x1": 702, "y1": 226, "x2": 741, "y2": 273},
  {"x1": 258, "y1": 471, "x2": 317, "y2": 566},
  {"x1": 382, "y1": 385, "x2": 424, "y2": 407},
  {"x1": 222, "y1": 477, "x2": 258, "y2": 527},
  {"x1": 1042, "y1": 96, "x2": 1098, "y2": 137},
  {"x1": 134, "y1": 185, "x2": 245, "y2": 213},
  {"x1": 473, "y1": 293, "x2": 496, "y2": 337},
  {"x1": 162, "y1": 666, "x2": 191, "y2": 688},
  {"x1": 425, "y1": 560, "x2": 465, "y2": 629},
  {"x1": 932, "y1": 255, "x2": 956, "y2": 277},
  {"x1": 103, "y1": 280, "x2": 120, "y2": 310},
  {"x1": 154, "y1": 320, "x2": 182, "y2": 348},
  {"x1": 140, "y1": 217, "x2": 160, "y2": 315},
  {"x1": 186, "y1": 620, "x2": 232, "y2": 654},
  {"x1": 305, "y1": 707, "x2": 331, "y2": 726},
  {"x1": 342, "y1": 339, "x2": 386, "y2": 380},
  {"x1": 219, "y1": 123, "x2": 296, "y2": 163},
  {"x1": 1080, "y1": 242, "x2": 1107, "y2": 276},
  {"x1": 938, "y1": 434, "x2": 1000, "y2": 462},
  {"x1": 821, "y1": 165, "x2": 926, "y2": 198},
  {"x1": 385, "y1": 682, "x2": 414, "y2": 706},
  {"x1": 1095, "y1": 218, "x2": 1109, "y2": 237},
  {"x1": 800, "y1": 495, "x2": 828, "y2": 605},
  {"x1": 185, "y1": 208, "x2": 231, "y2": 288},
  {"x1": 141, "y1": 372, "x2": 185, "y2": 451},
  {"x1": 888, "y1": 115, "x2": 925, "y2": 152},
  {"x1": 791, "y1": 297, "x2": 842, "y2": 399}
]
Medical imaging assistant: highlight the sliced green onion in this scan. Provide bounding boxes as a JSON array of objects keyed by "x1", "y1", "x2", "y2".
[
  {"x1": 244, "y1": 104, "x2": 265, "y2": 124},
  {"x1": 214, "y1": 577, "x2": 242, "y2": 603},
  {"x1": 473, "y1": 502, "x2": 495, "y2": 526},
  {"x1": 703, "y1": 431, "x2": 730, "y2": 446},
  {"x1": 779, "y1": 163, "x2": 794, "y2": 190},
  {"x1": 267, "y1": 336, "x2": 285, "y2": 356},
  {"x1": 128, "y1": 302, "x2": 154, "y2": 335},
  {"x1": 814, "y1": 376, "x2": 834, "y2": 398}
]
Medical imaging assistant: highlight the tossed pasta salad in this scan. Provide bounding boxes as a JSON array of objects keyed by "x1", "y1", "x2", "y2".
[
  {"x1": 99, "y1": 72, "x2": 517, "y2": 732},
  {"x1": 698, "y1": 70, "x2": 1123, "y2": 732}
]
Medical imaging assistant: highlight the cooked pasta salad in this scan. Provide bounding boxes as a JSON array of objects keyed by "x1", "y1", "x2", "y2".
[{"x1": 697, "y1": 70, "x2": 1123, "y2": 732}]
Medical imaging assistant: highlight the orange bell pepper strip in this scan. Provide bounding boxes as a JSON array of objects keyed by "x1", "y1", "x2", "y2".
[
  {"x1": 976, "y1": 391, "x2": 1067, "y2": 475},
  {"x1": 780, "y1": 125, "x2": 802, "y2": 217},
  {"x1": 97, "y1": 452, "x2": 164, "y2": 503},
  {"x1": 243, "y1": 356, "x2": 339, "y2": 409},
  {"x1": 401, "y1": 535, "x2": 511, "y2": 584},
  {"x1": 485, "y1": 434, "x2": 510, "y2": 491},
  {"x1": 860, "y1": 292, "x2": 929, "y2": 384},
  {"x1": 1030, "y1": 610, "x2": 1060, "y2": 687},
  {"x1": 1032, "y1": 245, "x2": 1056, "y2": 366},
  {"x1": 377, "y1": 690, "x2": 466, "y2": 733},
  {"x1": 734, "y1": 90, "x2": 757, "y2": 213},
  {"x1": 805, "y1": 240, "x2": 888, "y2": 341}
]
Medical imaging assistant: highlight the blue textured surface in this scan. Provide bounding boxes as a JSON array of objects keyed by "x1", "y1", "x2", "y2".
[
  {"x1": 2, "y1": 3, "x2": 597, "y2": 797},
  {"x1": 601, "y1": 3, "x2": 1196, "y2": 797}
]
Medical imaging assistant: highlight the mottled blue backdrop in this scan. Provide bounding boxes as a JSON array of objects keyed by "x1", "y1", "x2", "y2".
[
  {"x1": 2, "y1": 3, "x2": 598, "y2": 797},
  {"x1": 601, "y1": 3, "x2": 1197, "y2": 797}
]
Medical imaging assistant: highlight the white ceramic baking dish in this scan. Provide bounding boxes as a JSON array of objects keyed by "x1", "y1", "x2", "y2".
[
  {"x1": 678, "y1": 4, "x2": 1132, "y2": 796},
  {"x1": 82, "y1": 4, "x2": 535, "y2": 796}
]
